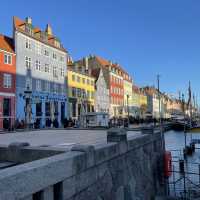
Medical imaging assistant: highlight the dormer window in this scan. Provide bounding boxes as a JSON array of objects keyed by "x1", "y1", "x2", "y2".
[{"x1": 54, "y1": 40, "x2": 60, "y2": 48}]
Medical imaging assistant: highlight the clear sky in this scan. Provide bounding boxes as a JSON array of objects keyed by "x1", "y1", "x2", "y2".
[{"x1": 1, "y1": 0, "x2": 200, "y2": 101}]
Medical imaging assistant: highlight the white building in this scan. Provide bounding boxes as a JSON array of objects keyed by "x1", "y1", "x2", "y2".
[{"x1": 14, "y1": 16, "x2": 68, "y2": 128}]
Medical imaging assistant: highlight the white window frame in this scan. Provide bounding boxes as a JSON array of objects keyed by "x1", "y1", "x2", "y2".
[
  {"x1": 45, "y1": 64, "x2": 50, "y2": 73},
  {"x1": 3, "y1": 73, "x2": 12, "y2": 88},
  {"x1": 35, "y1": 42, "x2": 41, "y2": 55},
  {"x1": 25, "y1": 39, "x2": 31, "y2": 49},
  {"x1": 4, "y1": 54, "x2": 12, "y2": 65},
  {"x1": 35, "y1": 60, "x2": 41, "y2": 71},
  {"x1": 25, "y1": 56, "x2": 31, "y2": 69}
]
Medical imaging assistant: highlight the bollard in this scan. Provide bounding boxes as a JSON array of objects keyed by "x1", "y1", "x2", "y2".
[
  {"x1": 141, "y1": 126, "x2": 154, "y2": 134},
  {"x1": 179, "y1": 159, "x2": 184, "y2": 173},
  {"x1": 107, "y1": 128, "x2": 127, "y2": 143}
]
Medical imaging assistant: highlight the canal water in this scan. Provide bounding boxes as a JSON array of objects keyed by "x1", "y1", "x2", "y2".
[{"x1": 165, "y1": 130, "x2": 200, "y2": 198}]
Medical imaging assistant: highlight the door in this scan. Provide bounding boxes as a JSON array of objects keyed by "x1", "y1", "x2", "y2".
[{"x1": 3, "y1": 98, "x2": 10, "y2": 129}]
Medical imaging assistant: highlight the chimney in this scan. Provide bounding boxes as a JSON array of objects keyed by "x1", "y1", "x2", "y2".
[
  {"x1": 25, "y1": 17, "x2": 32, "y2": 25},
  {"x1": 45, "y1": 24, "x2": 53, "y2": 35}
]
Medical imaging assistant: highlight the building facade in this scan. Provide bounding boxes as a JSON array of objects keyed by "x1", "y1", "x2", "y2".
[
  {"x1": 67, "y1": 63, "x2": 95, "y2": 119},
  {"x1": 14, "y1": 17, "x2": 68, "y2": 128},
  {"x1": 0, "y1": 35, "x2": 16, "y2": 129},
  {"x1": 123, "y1": 72, "x2": 133, "y2": 117},
  {"x1": 139, "y1": 89, "x2": 148, "y2": 119},
  {"x1": 80, "y1": 55, "x2": 125, "y2": 118},
  {"x1": 131, "y1": 86, "x2": 140, "y2": 118},
  {"x1": 91, "y1": 68, "x2": 109, "y2": 113}
]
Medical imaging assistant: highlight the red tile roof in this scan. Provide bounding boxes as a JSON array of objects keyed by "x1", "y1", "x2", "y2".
[
  {"x1": 0, "y1": 34, "x2": 15, "y2": 53},
  {"x1": 95, "y1": 56, "x2": 110, "y2": 66}
]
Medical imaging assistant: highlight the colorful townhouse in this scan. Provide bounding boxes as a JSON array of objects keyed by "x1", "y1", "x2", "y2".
[
  {"x1": 67, "y1": 61, "x2": 95, "y2": 119},
  {"x1": 139, "y1": 89, "x2": 148, "y2": 119},
  {"x1": 13, "y1": 17, "x2": 68, "y2": 128},
  {"x1": 123, "y1": 72, "x2": 133, "y2": 117},
  {"x1": 143, "y1": 86, "x2": 167, "y2": 119},
  {"x1": 131, "y1": 85, "x2": 140, "y2": 118},
  {"x1": 91, "y1": 68, "x2": 110, "y2": 113},
  {"x1": 78, "y1": 55, "x2": 125, "y2": 118},
  {"x1": 0, "y1": 35, "x2": 16, "y2": 130}
]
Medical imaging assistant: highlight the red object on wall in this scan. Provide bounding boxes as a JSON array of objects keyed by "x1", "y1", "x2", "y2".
[{"x1": 164, "y1": 151, "x2": 172, "y2": 177}]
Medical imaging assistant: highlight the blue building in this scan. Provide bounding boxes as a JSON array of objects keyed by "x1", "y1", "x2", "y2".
[{"x1": 13, "y1": 16, "x2": 68, "y2": 128}]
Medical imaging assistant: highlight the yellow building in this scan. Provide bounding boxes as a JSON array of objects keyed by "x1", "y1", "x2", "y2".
[
  {"x1": 67, "y1": 64, "x2": 95, "y2": 119},
  {"x1": 139, "y1": 90, "x2": 148, "y2": 119}
]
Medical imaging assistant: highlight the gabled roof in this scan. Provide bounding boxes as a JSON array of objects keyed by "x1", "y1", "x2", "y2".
[
  {"x1": 13, "y1": 16, "x2": 67, "y2": 53},
  {"x1": 0, "y1": 34, "x2": 15, "y2": 53},
  {"x1": 95, "y1": 56, "x2": 110, "y2": 66},
  {"x1": 132, "y1": 85, "x2": 140, "y2": 94},
  {"x1": 94, "y1": 55, "x2": 126, "y2": 74}
]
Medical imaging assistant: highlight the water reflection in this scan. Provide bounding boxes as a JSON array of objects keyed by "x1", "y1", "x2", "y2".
[{"x1": 165, "y1": 130, "x2": 200, "y2": 198}]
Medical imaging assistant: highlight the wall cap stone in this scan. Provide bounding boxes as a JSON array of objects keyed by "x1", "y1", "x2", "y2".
[{"x1": 107, "y1": 128, "x2": 127, "y2": 143}]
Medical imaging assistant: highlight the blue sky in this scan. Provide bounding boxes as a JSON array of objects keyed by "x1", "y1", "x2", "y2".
[{"x1": 1, "y1": 0, "x2": 200, "y2": 101}]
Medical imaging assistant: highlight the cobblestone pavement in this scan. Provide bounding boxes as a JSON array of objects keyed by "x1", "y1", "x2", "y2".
[{"x1": 0, "y1": 129, "x2": 141, "y2": 148}]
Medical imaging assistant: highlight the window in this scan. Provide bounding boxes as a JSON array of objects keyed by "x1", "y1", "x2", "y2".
[
  {"x1": 91, "y1": 80, "x2": 94, "y2": 86},
  {"x1": 87, "y1": 90, "x2": 90, "y2": 98},
  {"x1": 36, "y1": 80, "x2": 41, "y2": 91},
  {"x1": 72, "y1": 74, "x2": 75, "y2": 81},
  {"x1": 35, "y1": 43, "x2": 41, "y2": 54},
  {"x1": 35, "y1": 60, "x2": 41, "y2": 71},
  {"x1": 44, "y1": 49, "x2": 49, "y2": 56},
  {"x1": 53, "y1": 53, "x2": 57, "y2": 59},
  {"x1": 3, "y1": 74, "x2": 12, "y2": 88},
  {"x1": 77, "y1": 88, "x2": 81, "y2": 97},
  {"x1": 82, "y1": 78, "x2": 85, "y2": 84},
  {"x1": 45, "y1": 82, "x2": 50, "y2": 92},
  {"x1": 77, "y1": 76, "x2": 80, "y2": 82},
  {"x1": 61, "y1": 68, "x2": 64, "y2": 77},
  {"x1": 4, "y1": 54, "x2": 12, "y2": 65},
  {"x1": 91, "y1": 91, "x2": 94, "y2": 99},
  {"x1": 53, "y1": 66, "x2": 58, "y2": 78},
  {"x1": 25, "y1": 56, "x2": 31, "y2": 69},
  {"x1": 72, "y1": 87, "x2": 76, "y2": 97},
  {"x1": 25, "y1": 39, "x2": 31, "y2": 49},
  {"x1": 44, "y1": 64, "x2": 50, "y2": 73},
  {"x1": 60, "y1": 56, "x2": 64, "y2": 62},
  {"x1": 82, "y1": 89, "x2": 86, "y2": 98},
  {"x1": 87, "y1": 79, "x2": 90, "y2": 85}
]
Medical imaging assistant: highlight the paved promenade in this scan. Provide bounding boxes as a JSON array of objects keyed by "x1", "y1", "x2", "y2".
[{"x1": 0, "y1": 129, "x2": 141, "y2": 148}]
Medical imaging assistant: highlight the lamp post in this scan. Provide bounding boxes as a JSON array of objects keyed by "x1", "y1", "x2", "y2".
[
  {"x1": 127, "y1": 94, "x2": 130, "y2": 128},
  {"x1": 24, "y1": 86, "x2": 32, "y2": 129}
]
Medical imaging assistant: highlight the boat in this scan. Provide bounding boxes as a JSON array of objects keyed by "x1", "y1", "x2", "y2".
[
  {"x1": 172, "y1": 120, "x2": 190, "y2": 131},
  {"x1": 189, "y1": 126, "x2": 200, "y2": 133}
]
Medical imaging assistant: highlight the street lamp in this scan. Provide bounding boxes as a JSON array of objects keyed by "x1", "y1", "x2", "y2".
[
  {"x1": 24, "y1": 85, "x2": 32, "y2": 129},
  {"x1": 127, "y1": 94, "x2": 129, "y2": 128}
]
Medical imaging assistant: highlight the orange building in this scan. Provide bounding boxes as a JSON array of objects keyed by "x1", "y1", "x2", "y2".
[{"x1": 0, "y1": 35, "x2": 16, "y2": 130}]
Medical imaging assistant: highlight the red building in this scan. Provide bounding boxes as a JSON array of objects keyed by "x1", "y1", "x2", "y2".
[
  {"x1": 0, "y1": 35, "x2": 16, "y2": 130},
  {"x1": 78, "y1": 55, "x2": 124, "y2": 117}
]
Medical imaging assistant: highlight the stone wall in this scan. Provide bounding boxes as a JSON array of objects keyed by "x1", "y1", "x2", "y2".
[{"x1": 0, "y1": 130, "x2": 165, "y2": 200}]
